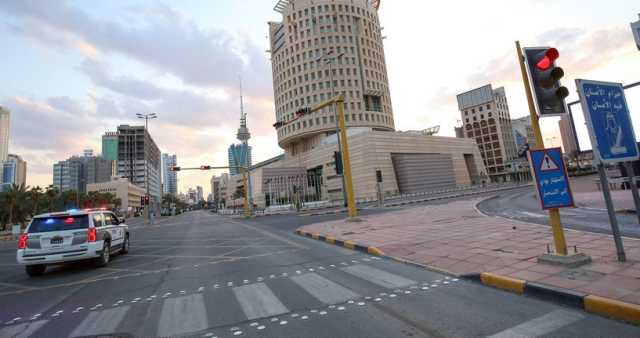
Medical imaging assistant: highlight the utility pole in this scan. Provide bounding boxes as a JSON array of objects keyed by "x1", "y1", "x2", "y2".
[{"x1": 136, "y1": 113, "x2": 157, "y2": 225}]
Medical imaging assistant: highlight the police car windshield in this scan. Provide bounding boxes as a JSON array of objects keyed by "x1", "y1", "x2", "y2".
[{"x1": 28, "y1": 215, "x2": 90, "y2": 233}]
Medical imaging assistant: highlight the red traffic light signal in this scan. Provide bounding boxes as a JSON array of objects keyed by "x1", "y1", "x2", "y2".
[
  {"x1": 535, "y1": 48, "x2": 559, "y2": 71},
  {"x1": 144, "y1": 195, "x2": 150, "y2": 205},
  {"x1": 200, "y1": 165, "x2": 211, "y2": 170},
  {"x1": 170, "y1": 166, "x2": 181, "y2": 172},
  {"x1": 295, "y1": 107, "x2": 311, "y2": 117}
]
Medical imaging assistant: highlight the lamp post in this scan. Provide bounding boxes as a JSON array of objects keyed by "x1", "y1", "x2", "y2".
[
  {"x1": 136, "y1": 113, "x2": 157, "y2": 225},
  {"x1": 317, "y1": 51, "x2": 347, "y2": 206}
]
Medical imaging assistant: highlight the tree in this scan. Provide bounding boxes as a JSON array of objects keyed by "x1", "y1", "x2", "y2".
[
  {"x1": 45, "y1": 185, "x2": 59, "y2": 212},
  {"x1": 3, "y1": 184, "x2": 30, "y2": 230},
  {"x1": 28, "y1": 186, "x2": 44, "y2": 217}
]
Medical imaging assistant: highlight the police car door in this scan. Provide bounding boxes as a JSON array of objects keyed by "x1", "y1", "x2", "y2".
[{"x1": 103, "y1": 212, "x2": 124, "y2": 246}]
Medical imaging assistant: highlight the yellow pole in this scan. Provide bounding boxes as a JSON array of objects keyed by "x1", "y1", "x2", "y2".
[
  {"x1": 516, "y1": 41, "x2": 568, "y2": 256},
  {"x1": 336, "y1": 94, "x2": 358, "y2": 218}
]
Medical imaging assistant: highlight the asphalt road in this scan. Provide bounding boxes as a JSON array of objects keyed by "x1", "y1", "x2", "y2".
[
  {"x1": 0, "y1": 210, "x2": 637, "y2": 338},
  {"x1": 478, "y1": 187, "x2": 640, "y2": 238}
]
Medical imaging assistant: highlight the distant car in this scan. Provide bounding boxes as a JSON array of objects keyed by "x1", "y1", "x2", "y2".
[{"x1": 16, "y1": 209, "x2": 130, "y2": 277}]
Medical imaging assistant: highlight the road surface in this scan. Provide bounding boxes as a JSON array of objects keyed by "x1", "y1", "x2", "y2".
[{"x1": 0, "y1": 210, "x2": 637, "y2": 337}]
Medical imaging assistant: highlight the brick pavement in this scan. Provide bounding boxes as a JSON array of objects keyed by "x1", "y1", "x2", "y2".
[{"x1": 298, "y1": 198, "x2": 640, "y2": 306}]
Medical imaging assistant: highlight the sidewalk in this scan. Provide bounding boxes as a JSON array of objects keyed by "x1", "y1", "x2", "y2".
[{"x1": 298, "y1": 198, "x2": 640, "y2": 306}]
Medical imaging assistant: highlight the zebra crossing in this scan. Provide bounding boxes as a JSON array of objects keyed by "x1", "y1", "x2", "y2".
[{"x1": 0, "y1": 259, "x2": 463, "y2": 338}]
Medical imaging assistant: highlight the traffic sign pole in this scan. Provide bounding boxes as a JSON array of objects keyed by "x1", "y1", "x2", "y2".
[
  {"x1": 517, "y1": 41, "x2": 568, "y2": 256},
  {"x1": 598, "y1": 163, "x2": 627, "y2": 262}
]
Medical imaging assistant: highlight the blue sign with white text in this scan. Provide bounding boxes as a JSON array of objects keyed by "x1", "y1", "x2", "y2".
[
  {"x1": 529, "y1": 148, "x2": 574, "y2": 210},
  {"x1": 576, "y1": 80, "x2": 639, "y2": 164}
]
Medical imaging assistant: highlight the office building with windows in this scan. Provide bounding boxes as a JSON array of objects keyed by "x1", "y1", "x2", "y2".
[
  {"x1": 162, "y1": 153, "x2": 178, "y2": 195},
  {"x1": 115, "y1": 125, "x2": 162, "y2": 201},
  {"x1": 228, "y1": 143, "x2": 252, "y2": 175},
  {"x1": 1, "y1": 154, "x2": 26, "y2": 191},
  {"x1": 0, "y1": 106, "x2": 9, "y2": 163},
  {"x1": 457, "y1": 84, "x2": 518, "y2": 182}
]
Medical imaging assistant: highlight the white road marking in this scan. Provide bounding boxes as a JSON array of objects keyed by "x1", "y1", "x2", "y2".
[
  {"x1": 233, "y1": 283, "x2": 289, "y2": 320},
  {"x1": 291, "y1": 273, "x2": 359, "y2": 304},
  {"x1": 0, "y1": 319, "x2": 48, "y2": 338},
  {"x1": 487, "y1": 309, "x2": 584, "y2": 338},
  {"x1": 157, "y1": 294, "x2": 209, "y2": 337},
  {"x1": 341, "y1": 264, "x2": 416, "y2": 289},
  {"x1": 70, "y1": 306, "x2": 130, "y2": 338}
]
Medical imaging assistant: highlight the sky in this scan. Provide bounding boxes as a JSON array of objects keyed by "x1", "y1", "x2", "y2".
[{"x1": 0, "y1": 0, "x2": 638, "y2": 196}]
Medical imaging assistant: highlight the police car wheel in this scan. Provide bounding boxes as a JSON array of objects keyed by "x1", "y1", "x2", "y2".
[
  {"x1": 96, "y1": 242, "x2": 110, "y2": 267},
  {"x1": 122, "y1": 235, "x2": 129, "y2": 254}
]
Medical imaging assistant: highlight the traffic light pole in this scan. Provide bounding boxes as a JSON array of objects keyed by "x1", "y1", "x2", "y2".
[
  {"x1": 516, "y1": 40, "x2": 568, "y2": 256},
  {"x1": 336, "y1": 94, "x2": 358, "y2": 219}
]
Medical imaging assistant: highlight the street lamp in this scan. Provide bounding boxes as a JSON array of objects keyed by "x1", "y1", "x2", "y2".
[
  {"x1": 137, "y1": 113, "x2": 157, "y2": 225},
  {"x1": 317, "y1": 51, "x2": 347, "y2": 205}
]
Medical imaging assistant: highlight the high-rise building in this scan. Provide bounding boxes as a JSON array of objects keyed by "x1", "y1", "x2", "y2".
[
  {"x1": 162, "y1": 153, "x2": 178, "y2": 195},
  {"x1": 457, "y1": 85, "x2": 518, "y2": 181},
  {"x1": 268, "y1": 0, "x2": 395, "y2": 156},
  {"x1": 52, "y1": 154, "x2": 112, "y2": 193},
  {"x1": 116, "y1": 125, "x2": 162, "y2": 200},
  {"x1": 0, "y1": 106, "x2": 9, "y2": 163},
  {"x1": 228, "y1": 143, "x2": 252, "y2": 175},
  {"x1": 559, "y1": 116, "x2": 578, "y2": 157},
  {"x1": 102, "y1": 132, "x2": 119, "y2": 161},
  {"x1": 1, "y1": 154, "x2": 26, "y2": 191},
  {"x1": 511, "y1": 116, "x2": 537, "y2": 151},
  {"x1": 196, "y1": 186, "x2": 204, "y2": 203}
]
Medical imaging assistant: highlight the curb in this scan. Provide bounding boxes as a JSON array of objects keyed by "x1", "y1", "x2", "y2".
[
  {"x1": 464, "y1": 272, "x2": 640, "y2": 325},
  {"x1": 0, "y1": 235, "x2": 17, "y2": 242},
  {"x1": 296, "y1": 230, "x2": 384, "y2": 257}
]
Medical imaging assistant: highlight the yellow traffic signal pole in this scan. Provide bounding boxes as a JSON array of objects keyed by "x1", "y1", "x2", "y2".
[
  {"x1": 308, "y1": 94, "x2": 358, "y2": 219},
  {"x1": 335, "y1": 94, "x2": 358, "y2": 218},
  {"x1": 516, "y1": 41, "x2": 568, "y2": 256}
]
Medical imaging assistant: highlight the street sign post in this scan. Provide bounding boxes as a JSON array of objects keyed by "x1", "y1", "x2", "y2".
[
  {"x1": 576, "y1": 79, "x2": 639, "y2": 262},
  {"x1": 529, "y1": 148, "x2": 574, "y2": 210}
]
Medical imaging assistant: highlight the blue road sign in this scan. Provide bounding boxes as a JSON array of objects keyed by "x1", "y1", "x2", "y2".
[
  {"x1": 576, "y1": 79, "x2": 639, "y2": 164},
  {"x1": 529, "y1": 148, "x2": 574, "y2": 210}
]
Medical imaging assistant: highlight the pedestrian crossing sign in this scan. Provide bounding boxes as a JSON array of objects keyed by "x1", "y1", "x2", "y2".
[
  {"x1": 540, "y1": 153, "x2": 560, "y2": 172},
  {"x1": 528, "y1": 147, "x2": 574, "y2": 210}
]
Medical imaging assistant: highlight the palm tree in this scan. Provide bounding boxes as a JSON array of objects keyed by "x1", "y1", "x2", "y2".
[
  {"x1": 45, "y1": 185, "x2": 59, "y2": 212},
  {"x1": 29, "y1": 186, "x2": 44, "y2": 216},
  {"x1": 4, "y1": 184, "x2": 30, "y2": 230}
]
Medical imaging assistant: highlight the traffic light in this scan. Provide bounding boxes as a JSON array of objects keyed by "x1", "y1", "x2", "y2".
[
  {"x1": 334, "y1": 151, "x2": 343, "y2": 175},
  {"x1": 524, "y1": 47, "x2": 569, "y2": 116},
  {"x1": 170, "y1": 166, "x2": 181, "y2": 172},
  {"x1": 295, "y1": 107, "x2": 311, "y2": 118},
  {"x1": 140, "y1": 196, "x2": 145, "y2": 205},
  {"x1": 273, "y1": 121, "x2": 284, "y2": 129},
  {"x1": 144, "y1": 195, "x2": 150, "y2": 205},
  {"x1": 200, "y1": 165, "x2": 211, "y2": 170}
]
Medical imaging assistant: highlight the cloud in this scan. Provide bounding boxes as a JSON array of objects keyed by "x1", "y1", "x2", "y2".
[
  {"x1": 0, "y1": 1, "x2": 269, "y2": 94},
  {"x1": 467, "y1": 26, "x2": 634, "y2": 87}
]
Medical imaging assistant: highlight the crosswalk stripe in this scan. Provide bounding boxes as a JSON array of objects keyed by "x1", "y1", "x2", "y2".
[
  {"x1": 70, "y1": 306, "x2": 130, "y2": 338},
  {"x1": 157, "y1": 294, "x2": 208, "y2": 338},
  {"x1": 486, "y1": 309, "x2": 584, "y2": 338},
  {"x1": 233, "y1": 282, "x2": 289, "y2": 320},
  {"x1": 341, "y1": 264, "x2": 416, "y2": 289},
  {"x1": 291, "y1": 273, "x2": 359, "y2": 304},
  {"x1": 0, "y1": 319, "x2": 48, "y2": 338}
]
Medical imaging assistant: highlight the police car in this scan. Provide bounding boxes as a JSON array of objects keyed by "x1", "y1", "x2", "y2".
[{"x1": 16, "y1": 209, "x2": 130, "y2": 277}]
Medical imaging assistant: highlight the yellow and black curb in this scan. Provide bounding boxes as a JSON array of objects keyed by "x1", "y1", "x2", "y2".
[
  {"x1": 465, "y1": 272, "x2": 640, "y2": 325},
  {"x1": 296, "y1": 230, "x2": 384, "y2": 256}
]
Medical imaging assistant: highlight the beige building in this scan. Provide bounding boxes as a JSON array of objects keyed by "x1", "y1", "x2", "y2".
[
  {"x1": 230, "y1": 130, "x2": 485, "y2": 209},
  {"x1": 86, "y1": 176, "x2": 145, "y2": 215},
  {"x1": 269, "y1": 0, "x2": 395, "y2": 155},
  {"x1": 457, "y1": 85, "x2": 518, "y2": 182}
]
